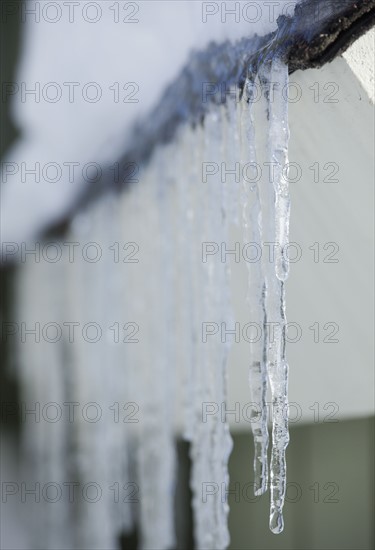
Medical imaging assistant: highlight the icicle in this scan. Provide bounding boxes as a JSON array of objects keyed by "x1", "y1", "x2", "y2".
[
  {"x1": 98, "y1": 193, "x2": 136, "y2": 538},
  {"x1": 134, "y1": 147, "x2": 177, "y2": 550},
  {"x1": 212, "y1": 105, "x2": 235, "y2": 550},
  {"x1": 154, "y1": 142, "x2": 178, "y2": 550},
  {"x1": 188, "y1": 108, "x2": 234, "y2": 550},
  {"x1": 15, "y1": 259, "x2": 71, "y2": 550},
  {"x1": 116, "y1": 180, "x2": 144, "y2": 536},
  {"x1": 187, "y1": 120, "x2": 213, "y2": 549},
  {"x1": 240, "y1": 74, "x2": 269, "y2": 496},
  {"x1": 175, "y1": 126, "x2": 196, "y2": 443},
  {"x1": 67, "y1": 201, "x2": 119, "y2": 550},
  {"x1": 268, "y1": 57, "x2": 290, "y2": 535},
  {"x1": 189, "y1": 112, "x2": 218, "y2": 550},
  {"x1": 219, "y1": 103, "x2": 237, "y2": 548},
  {"x1": 258, "y1": 56, "x2": 290, "y2": 534}
]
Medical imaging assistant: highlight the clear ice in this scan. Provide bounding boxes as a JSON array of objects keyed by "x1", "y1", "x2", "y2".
[{"x1": 14, "y1": 58, "x2": 291, "y2": 548}]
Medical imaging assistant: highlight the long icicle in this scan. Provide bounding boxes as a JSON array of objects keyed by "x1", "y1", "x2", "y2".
[
  {"x1": 240, "y1": 74, "x2": 269, "y2": 496},
  {"x1": 215, "y1": 104, "x2": 234, "y2": 550},
  {"x1": 259, "y1": 56, "x2": 290, "y2": 534}
]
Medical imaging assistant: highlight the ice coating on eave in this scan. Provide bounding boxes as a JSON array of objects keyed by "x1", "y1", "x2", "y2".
[{"x1": 1, "y1": 1, "x2": 301, "y2": 248}]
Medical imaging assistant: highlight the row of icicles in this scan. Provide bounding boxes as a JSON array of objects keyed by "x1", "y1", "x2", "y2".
[{"x1": 14, "y1": 56, "x2": 290, "y2": 549}]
